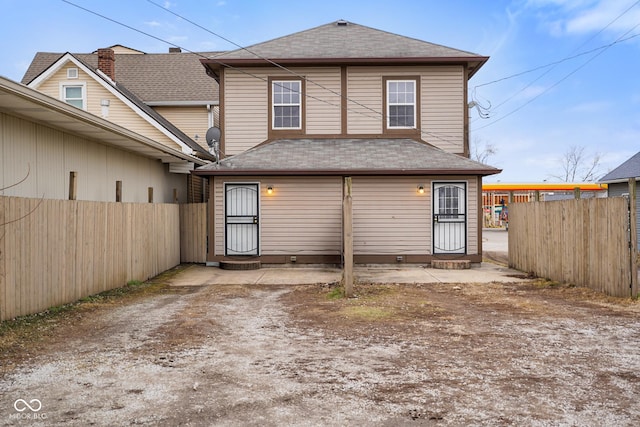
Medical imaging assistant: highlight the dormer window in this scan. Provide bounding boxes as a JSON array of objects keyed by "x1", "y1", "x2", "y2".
[
  {"x1": 60, "y1": 82, "x2": 86, "y2": 109},
  {"x1": 271, "y1": 79, "x2": 302, "y2": 130},
  {"x1": 385, "y1": 78, "x2": 418, "y2": 129}
]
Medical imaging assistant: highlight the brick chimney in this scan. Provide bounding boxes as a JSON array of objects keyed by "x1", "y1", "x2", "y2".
[{"x1": 97, "y1": 48, "x2": 115, "y2": 81}]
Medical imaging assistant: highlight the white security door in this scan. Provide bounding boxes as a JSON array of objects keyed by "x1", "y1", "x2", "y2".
[
  {"x1": 225, "y1": 183, "x2": 259, "y2": 256},
  {"x1": 433, "y1": 182, "x2": 466, "y2": 254}
]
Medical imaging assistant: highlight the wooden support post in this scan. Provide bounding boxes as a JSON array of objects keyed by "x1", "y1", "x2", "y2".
[
  {"x1": 574, "y1": 187, "x2": 581, "y2": 200},
  {"x1": 115, "y1": 180, "x2": 122, "y2": 202},
  {"x1": 343, "y1": 176, "x2": 354, "y2": 298},
  {"x1": 629, "y1": 178, "x2": 638, "y2": 297},
  {"x1": 148, "y1": 187, "x2": 154, "y2": 203},
  {"x1": 173, "y1": 188, "x2": 179, "y2": 203},
  {"x1": 535, "y1": 190, "x2": 541, "y2": 202},
  {"x1": 68, "y1": 171, "x2": 77, "y2": 200}
]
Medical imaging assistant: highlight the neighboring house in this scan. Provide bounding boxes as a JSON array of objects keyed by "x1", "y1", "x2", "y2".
[
  {"x1": 0, "y1": 76, "x2": 207, "y2": 202},
  {"x1": 21, "y1": 46, "x2": 220, "y2": 201},
  {"x1": 599, "y1": 151, "x2": 640, "y2": 250},
  {"x1": 194, "y1": 20, "x2": 501, "y2": 265}
]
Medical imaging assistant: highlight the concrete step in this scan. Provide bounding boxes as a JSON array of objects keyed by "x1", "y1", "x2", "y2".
[
  {"x1": 431, "y1": 259, "x2": 471, "y2": 270},
  {"x1": 219, "y1": 260, "x2": 261, "y2": 270}
]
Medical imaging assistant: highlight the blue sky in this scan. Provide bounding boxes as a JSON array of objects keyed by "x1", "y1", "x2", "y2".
[{"x1": 1, "y1": 0, "x2": 639, "y2": 182}]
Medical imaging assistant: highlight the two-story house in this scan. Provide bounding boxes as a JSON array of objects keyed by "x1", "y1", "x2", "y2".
[
  {"x1": 21, "y1": 45, "x2": 219, "y2": 202},
  {"x1": 194, "y1": 20, "x2": 501, "y2": 265}
]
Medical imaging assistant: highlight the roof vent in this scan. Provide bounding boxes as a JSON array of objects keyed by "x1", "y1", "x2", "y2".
[
  {"x1": 336, "y1": 20, "x2": 348, "y2": 26},
  {"x1": 169, "y1": 47, "x2": 182, "y2": 53}
]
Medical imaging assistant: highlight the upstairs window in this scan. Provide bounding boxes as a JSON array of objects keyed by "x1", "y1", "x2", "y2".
[
  {"x1": 272, "y1": 80, "x2": 301, "y2": 129},
  {"x1": 386, "y1": 79, "x2": 416, "y2": 129},
  {"x1": 61, "y1": 83, "x2": 86, "y2": 109}
]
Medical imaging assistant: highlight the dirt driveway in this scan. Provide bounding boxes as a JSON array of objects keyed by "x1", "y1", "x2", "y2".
[{"x1": 1, "y1": 266, "x2": 640, "y2": 426}]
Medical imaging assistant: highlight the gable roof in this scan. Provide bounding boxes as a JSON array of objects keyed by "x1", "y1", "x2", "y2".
[
  {"x1": 599, "y1": 151, "x2": 640, "y2": 183},
  {"x1": 193, "y1": 138, "x2": 501, "y2": 176},
  {"x1": 22, "y1": 50, "x2": 221, "y2": 104},
  {"x1": 202, "y1": 20, "x2": 488, "y2": 77},
  {"x1": 0, "y1": 76, "x2": 207, "y2": 166},
  {"x1": 25, "y1": 53, "x2": 215, "y2": 161}
]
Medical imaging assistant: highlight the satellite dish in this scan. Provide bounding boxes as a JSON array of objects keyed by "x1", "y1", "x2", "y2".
[{"x1": 205, "y1": 127, "x2": 221, "y2": 148}]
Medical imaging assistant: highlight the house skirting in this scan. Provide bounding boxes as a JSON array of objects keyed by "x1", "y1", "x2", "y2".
[{"x1": 207, "y1": 253, "x2": 482, "y2": 265}]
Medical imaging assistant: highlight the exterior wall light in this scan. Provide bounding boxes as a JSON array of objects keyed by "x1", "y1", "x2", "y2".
[
  {"x1": 417, "y1": 185, "x2": 425, "y2": 194},
  {"x1": 267, "y1": 186, "x2": 274, "y2": 195}
]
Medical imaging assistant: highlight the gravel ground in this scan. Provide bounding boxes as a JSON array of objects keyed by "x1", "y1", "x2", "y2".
[{"x1": 1, "y1": 271, "x2": 640, "y2": 426}]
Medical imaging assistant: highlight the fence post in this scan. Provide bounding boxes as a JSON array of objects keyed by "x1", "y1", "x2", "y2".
[
  {"x1": 343, "y1": 176, "x2": 354, "y2": 298},
  {"x1": 629, "y1": 178, "x2": 638, "y2": 297},
  {"x1": 68, "y1": 171, "x2": 77, "y2": 200},
  {"x1": 148, "y1": 187, "x2": 154, "y2": 203},
  {"x1": 574, "y1": 187, "x2": 581, "y2": 200},
  {"x1": 115, "y1": 181, "x2": 122, "y2": 202}
]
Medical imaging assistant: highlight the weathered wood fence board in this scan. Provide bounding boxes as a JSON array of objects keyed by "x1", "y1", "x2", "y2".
[
  {"x1": 0, "y1": 196, "x2": 183, "y2": 321},
  {"x1": 179, "y1": 203, "x2": 207, "y2": 263},
  {"x1": 509, "y1": 197, "x2": 637, "y2": 297}
]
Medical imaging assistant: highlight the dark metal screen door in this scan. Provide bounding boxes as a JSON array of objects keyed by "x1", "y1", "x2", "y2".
[
  {"x1": 433, "y1": 182, "x2": 466, "y2": 254},
  {"x1": 225, "y1": 183, "x2": 259, "y2": 256}
]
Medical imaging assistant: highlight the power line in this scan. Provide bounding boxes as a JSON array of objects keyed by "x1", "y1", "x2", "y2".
[
  {"x1": 472, "y1": 0, "x2": 640, "y2": 127},
  {"x1": 61, "y1": 0, "x2": 466, "y2": 149}
]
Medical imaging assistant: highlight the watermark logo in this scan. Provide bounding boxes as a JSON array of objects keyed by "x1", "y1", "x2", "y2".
[
  {"x1": 13, "y1": 399, "x2": 42, "y2": 413},
  {"x1": 9, "y1": 399, "x2": 47, "y2": 421}
]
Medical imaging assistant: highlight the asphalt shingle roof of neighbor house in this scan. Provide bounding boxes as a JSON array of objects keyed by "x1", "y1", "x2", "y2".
[
  {"x1": 599, "y1": 151, "x2": 640, "y2": 182},
  {"x1": 22, "y1": 49, "x2": 221, "y2": 103},
  {"x1": 193, "y1": 138, "x2": 502, "y2": 176},
  {"x1": 203, "y1": 20, "x2": 489, "y2": 77}
]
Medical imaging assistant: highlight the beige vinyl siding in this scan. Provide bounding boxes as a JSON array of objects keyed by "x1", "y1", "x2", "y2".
[
  {"x1": 213, "y1": 176, "x2": 342, "y2": 256},
  {"x1": 352, "y1": 176, "x2": 431, "y2": 255},
  {"x1": 153, "y1": 106, "x2": 210, "y2": 151},
  {"x1": 35, "y1": 64, "x2": 183, "y2": 152},
  {"x1": 346, "y1": 70, "x2": 383, "y2": 134},
  {"x1": 422, "y1": 66, "x2": 465, "y2": 153},
  {"x1": 303, "y1": 67, "x2": 341, "y2": 134},
  {"x1": 0, "y1": 112, "x2": 187, "y2": 203},
  {"x1": 224, "y1": 67, "x2": 342, "y2": 154},
  {"x1": 223, "y1": 70, "x2": 268, "y2": 155},
  {"x1": 346, "y1": 66, "x2": 464, "y2": 152}
]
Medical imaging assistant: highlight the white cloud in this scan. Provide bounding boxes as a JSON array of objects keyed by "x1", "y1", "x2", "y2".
[
  {"x1": 565, "y1": 100, "x2": 611, "y2": 113},
  {"x1": 145, "y1": 21, "x2": 161, "y2": 27},
  {"x1": 526, "y1": 0, "x2": 640, "y2": 37}
]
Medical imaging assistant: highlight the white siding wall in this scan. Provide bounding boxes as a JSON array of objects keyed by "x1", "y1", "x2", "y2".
[
  {"x1": 352, "y1": 176, "x2": 431, "y2": 255},
  {"x1": 0, "y1": 112, "x2": 187, "y2": 203},
  {"x1": 213, "y1": 176, "x2": 342, "y2": 256},
  {"x1": 346, "y1": 69, "x2": 383, "y2": 134}
]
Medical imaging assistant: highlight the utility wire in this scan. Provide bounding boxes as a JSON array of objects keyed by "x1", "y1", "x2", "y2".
[
  {"x1": 62, "y1": 0, "x2": 467, "y2": 149},
  {"x1": 472, "y1": 0, "x2": 640, "y2": 126}
]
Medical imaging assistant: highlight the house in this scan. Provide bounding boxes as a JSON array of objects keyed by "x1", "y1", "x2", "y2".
[
  {"x1": 21, "y1": 46, "x2": 220, "y2": 201},
  {"x1": 599, "y1": 151, "x2": 640, "y2": 250},
  {"x1": 193, "y1": 20, "x2": 501, "y2": 265},
  {"x1": 0, "y1": 75, "x2": 207, "y2": 202}
]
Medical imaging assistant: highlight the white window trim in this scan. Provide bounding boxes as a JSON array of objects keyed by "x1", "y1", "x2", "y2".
[
  {"x1": 386, "y1": 79, "x2": 416, "y2": 129},
  {"x1": 67, "y1": 68, "x2": 78, "y2": 79},
  {"x1": 59, "y1": 81, "x2": 87, "y2": 110},
  {"x1": 272, "y1": 80, "x2": 302, "y2": 130}
]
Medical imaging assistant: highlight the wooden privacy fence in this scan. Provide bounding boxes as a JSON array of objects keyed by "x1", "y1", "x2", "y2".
[
  {"x1": 179, "y1": 203, "x2": 207, "y2": 263},
  {"x1": 0, "y1": 196, "x2": 181, "y2": 321},
  {"x1": 509, "y1": 197, "x2": 638, "y2": 297}
]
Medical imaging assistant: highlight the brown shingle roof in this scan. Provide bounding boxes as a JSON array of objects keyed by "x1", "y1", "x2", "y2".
[
  {"x1": 22, "y1": 50, "x2": 220, "y2": 103},
  {"x1": 194, "y1": 138, "x2": 501, "y2": 176},
  {"x1": 204, "y1": 20, "x2": 488, "y2": 76}
]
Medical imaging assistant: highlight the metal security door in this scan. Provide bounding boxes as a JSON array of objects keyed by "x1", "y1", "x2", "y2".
[
  {"x1": 225, "y1": 183, "x2": 259, "y2": 256},
  {"x1": 433, "y1": 182, "x2": 466, "y2": 254}
]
